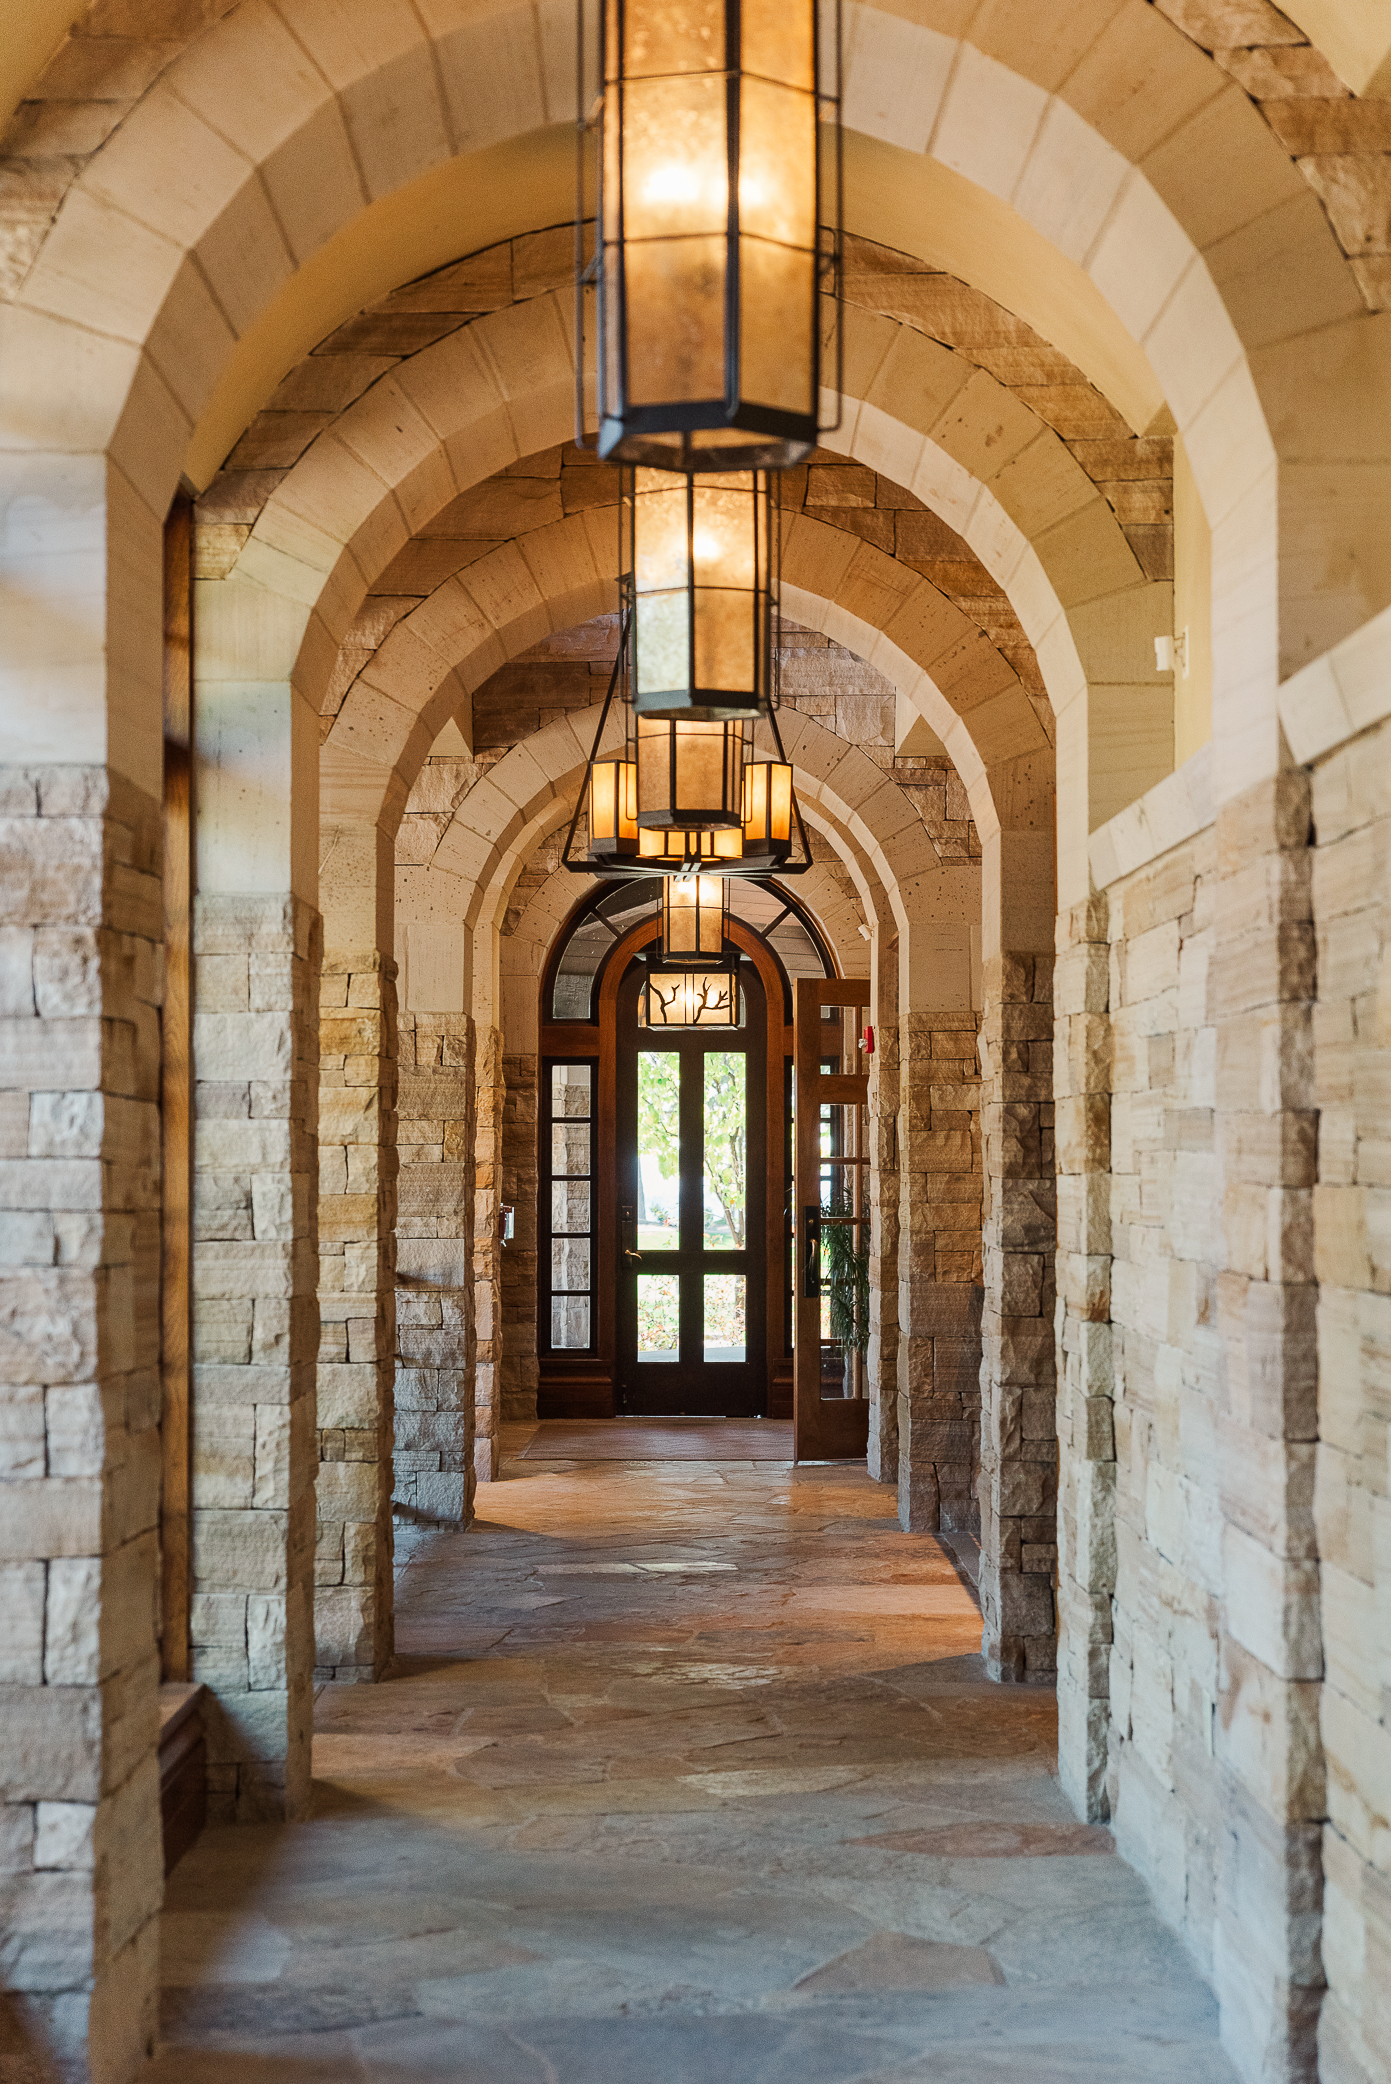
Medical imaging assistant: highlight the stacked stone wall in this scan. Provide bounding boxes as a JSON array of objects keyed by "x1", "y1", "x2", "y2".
[
  {"x1": 897, "y1": 1012, "x2": 984, "y2": 1533},
  {"x1": 1308, "y1": 716, "x2": 1391, "y2": 2083},
  {"x1": 316, "y1": 950, "x2": 397, "y2": 1681},
  {"x1": 395, "y1": 1010, "x2": 476, "y2": 1523},
  {"x1": 1096, "y1": 829, "x2": 1224, "y2": 1954},
  {"x1": 191, "y1": 893, "x2": 319, "y2": 1820},
  {"x1": 1079, "y1": 778, "x2": 1327, "y2": 2082},
  {"x1": 0, "y1": 768, "x2": 164, "y2": 2079},
  {"x1": 979, "y1": 954, "x2": 1056, "y2": 1680},
  {"x1": 474, "y1": 1026, "x2": 506, "y2": 1477},
  {"x1": 1055, "y1": 891, "x2": 1116, "y2": 1820},
  {"x1": 866, "y1": 1015, "x2": 900, "y2": 1484},
  {"x1": 1209, "y1": 775, "x2": 1321, "y2": 2074}
]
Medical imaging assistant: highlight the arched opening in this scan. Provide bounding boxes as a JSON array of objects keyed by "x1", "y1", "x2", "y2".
[{"x1": 534, "y1": 878, "x2": 838, "y2": 1426}]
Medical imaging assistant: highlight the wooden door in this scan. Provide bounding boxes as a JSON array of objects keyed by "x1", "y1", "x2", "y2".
[
  {"x1": 615, "y1": 958, "x2": 767, "y2": 1415},
  {"x1": 793, "y1": 976, "x2": 871, "y2": 1461}
]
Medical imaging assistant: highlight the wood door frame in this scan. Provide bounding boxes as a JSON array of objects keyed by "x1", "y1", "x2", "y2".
[
  {"x1": 793, "y1": 975, "x2": 871, "y2": 1463},
  {"x1": 161, "y1": 491, "x2": 194, "y2": 1679},
  {"x1": 537, "y1": 910, "x2": 794, "y2": 1419}
]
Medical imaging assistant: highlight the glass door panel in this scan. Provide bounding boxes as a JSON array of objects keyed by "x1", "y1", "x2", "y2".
[
  {"x1": 703, "y1": 1274, "x2": 746, "y2": 1362},
  {"x1": 701, "y1": 1052, "x2": 746, "y2": 1249},
  {"x1": 637, "y1": 1051, "x2": 681, "y2": 1251},
  {"x1": 637, "y1": 1273, "x2": 681, "y2": 1362}
]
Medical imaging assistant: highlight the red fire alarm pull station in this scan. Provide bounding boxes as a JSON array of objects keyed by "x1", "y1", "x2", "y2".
[{"x1": 862, "y1": 1024, "x2": 875, "y2": 1056}]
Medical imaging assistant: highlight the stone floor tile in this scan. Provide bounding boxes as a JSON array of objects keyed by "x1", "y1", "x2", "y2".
[{"x1": 151, "y1": 1434, "x2": 1237, "y2": 2082}]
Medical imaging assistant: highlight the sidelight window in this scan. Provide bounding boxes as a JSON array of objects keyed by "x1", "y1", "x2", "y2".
[{"x1": 543, "y1": 1061, "x2": 595, "y2": 1352}]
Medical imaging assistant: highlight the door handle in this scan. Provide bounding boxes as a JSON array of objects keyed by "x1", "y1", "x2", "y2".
[
  {"x1": 624, "y1": 1247, "x2": 642, "y2": 1267},
  {"x1": 803, "y1": 1205, "x2": 821, "y2": 1298},
  {"x1": 620, "y1": 1202, "x2": 640, "y2": 1268}
]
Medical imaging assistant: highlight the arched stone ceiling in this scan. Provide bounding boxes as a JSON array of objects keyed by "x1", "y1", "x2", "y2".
[
  {"x1": 1, "y1": 0, "x2": 1383, "y2": 320},
  {"x1": 195, "y1": 228, "x2": 1173, "y2": 587},
  {"x1": 193, "y1": 228, "x2": 1165, "y2": 855},
  {"x1": 285, "y1": 430, "x2": 1063, "y2": 837},
  {"x1": 393, "y1": 612, "x2": 981, "y2": 892},
  {"x1": 1152, "y1": 0, "x2": 1391, "y2": 307}
]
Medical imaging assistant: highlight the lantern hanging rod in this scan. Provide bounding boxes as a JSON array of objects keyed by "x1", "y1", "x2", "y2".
[{"x1": 560, "y1": 605, "x2": 632, "y2": 870}]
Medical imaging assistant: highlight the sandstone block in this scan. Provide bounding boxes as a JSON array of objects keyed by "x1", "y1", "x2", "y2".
[
  {"x1": 193, "y1": 1510, "x2": 289, "y2": 1593},
  {"x1": 0, "y1": 1479, "x2": 100, "y2": 1564},
  {"x1": 202, "y1": 1687, "x2": 291, "y2": 1767},
  {"x1": 193, "y1": 1012, "x2": 294, "y2": 1083},
  {"x1": 0, "y1": 1560, "x2": 46, "y2": 1683},
  {"x1": 0, "y1": 1686, "x2": 101, "y2": 1803},
  {"x1": 194, "y1": 1240, "x2": 297, "y2": 1301}
]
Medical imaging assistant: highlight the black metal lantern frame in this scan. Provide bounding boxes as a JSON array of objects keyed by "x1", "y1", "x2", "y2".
[
  {"x1": 575, "y1": 0, "x2": 844, "y2": 469},
  {"x1": 660, "y1": 871, "x2": 729, "y2": 965},
  {"x1": 561, "y1": 608, "x2": 814, "y2": 879},
  {"x1": 624, "y1": 465, "x2": 778, "y2": 721}
]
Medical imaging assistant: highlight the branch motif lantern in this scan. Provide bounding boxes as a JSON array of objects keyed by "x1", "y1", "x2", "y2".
[{"x1": 640, "y1": 964, "x2": 741, "y2": 1027}]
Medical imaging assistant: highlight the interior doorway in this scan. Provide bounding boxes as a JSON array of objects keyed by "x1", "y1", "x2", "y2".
[
  {"x1": 616, "y1": 958, "x2": 767, "y2": 1415},
  {"x1": 537, "y1": 879, "x2": 836, "y2": 1422}
]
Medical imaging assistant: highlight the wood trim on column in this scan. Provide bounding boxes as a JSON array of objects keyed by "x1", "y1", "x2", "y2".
[
  {"x1": 794, "y1": 975, "x2": 871, "y2": 1463},
  {"x1": 161, "y1": 489, "x2": 194, "y2": 1682}
]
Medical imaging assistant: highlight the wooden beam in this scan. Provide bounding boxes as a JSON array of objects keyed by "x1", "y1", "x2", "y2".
[{"x1": 161, "y1": 491, "x2": 194, "y2": 1683}]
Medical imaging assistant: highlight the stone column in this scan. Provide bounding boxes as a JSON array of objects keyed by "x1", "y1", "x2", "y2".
[
  {"x1": 1054, "y1": 891, "x2": 1115, "y2": 1818},
  {"x1": 316, "y1": 946, "x2": 396, "y2": 1681},
  {"x1": 192, "y1": 563, "x2": 321, "y2": 1815},
  {"x1": 866, "y1": 1014, "x2": 900, "y2": 1485},
  {"x1": 977, "y1": 951, "x2": 1057, "y2": 1682},
  {"x1": 473, "y1": 1025, "x2": 506, "y2": 1476},
  {"x1": 191, "y1": 894, "x2": 319, "y2": 1815},
  {"x1": 0, "y1": 767, "x2": 164, "y2": 2082},
  {"x1": 395, "y1": 1010, "x2": 476, "y2": 1522},
  {"x1": 1209, "y1": 771, "x2": 1322, "y2": 2081},
  {"x1": 896, "y1": 1011, "x2": 983, "y2": 1534}
]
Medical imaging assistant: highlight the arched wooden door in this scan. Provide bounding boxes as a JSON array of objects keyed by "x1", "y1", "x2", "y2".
[{"x1": 537, "y1": 910, "x2": 794, "y2": 1421}]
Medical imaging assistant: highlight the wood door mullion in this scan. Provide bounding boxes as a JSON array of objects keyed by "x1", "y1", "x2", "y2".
[{"x1": 679, "y1": 1035, "x2": 704, "y2": 1367}]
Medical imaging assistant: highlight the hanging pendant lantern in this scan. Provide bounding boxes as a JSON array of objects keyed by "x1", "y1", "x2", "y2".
[
  {"x1": 640, "y1": 962, "x2": 741, "y2": 1028},
  {"x1": 740, "y1": 758, "x2": 794, "y2": 865},
  {"x1": 636, "y1": 715, "x2": 745, "y2": 830},
  {"x1": 660, "y1": 873, "x2": 728, "y2": 964},
  {"x1": 626, "y1": 468, "x2": 775, "y2": 720},
  {"x1": 587, "y1": 755, "x2": 639, "y2": 857},
  {"x1": 579, "y1": 0, "x2": 843, "y2": 470},
  {"x1": 561, "y1": 606, "x2": 815, "y2": 880}
]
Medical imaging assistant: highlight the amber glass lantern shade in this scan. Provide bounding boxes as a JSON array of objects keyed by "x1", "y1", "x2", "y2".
[
  {"x1": 740, "y1": 758, "x2": 794, "y2": 863},
  {"x1": 636, "y1": 716, "x2": 745, "y2": 830},
  {"x1": 637, "y1": 825, "x2": 742, "y2": 864},
  {"x1": 626, "y1": 468, "x2": 775, "y2": 719},
  {"x1": 640, "y1": 964, "x2": 740, "y2": 1028},
  {"x1": 660, "y1": 873, "x2": 728, "y2": 963},
  {"x1": 591, "y1": 0, "x2": 838, "y2": 469},
  {"x1": 588, "y1": 756, "x2": 639, "y2": 856}
]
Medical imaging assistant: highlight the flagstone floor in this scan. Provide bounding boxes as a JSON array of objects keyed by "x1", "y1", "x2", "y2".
[{"x1": 150, "y1": 1425, "x2": 1236, "y2": 2082}]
